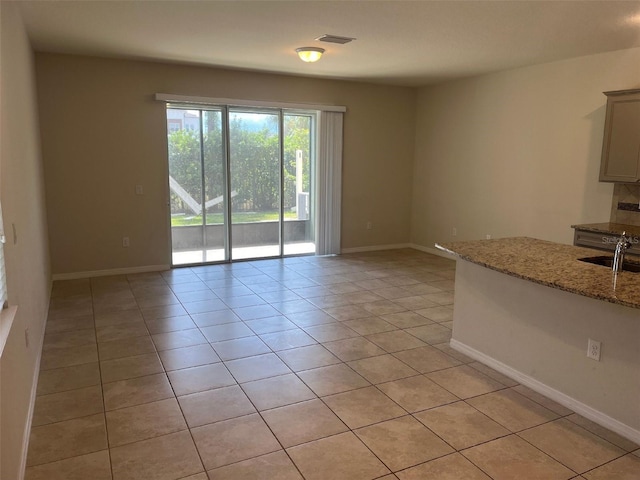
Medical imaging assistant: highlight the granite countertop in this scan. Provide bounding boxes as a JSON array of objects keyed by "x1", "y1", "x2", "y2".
[
  {"x1": 571, "y1": 223, "x2": 640, "y2": 237},
  {"x1": 436, "y1": 237, "x2": 640, "y2": 310}
]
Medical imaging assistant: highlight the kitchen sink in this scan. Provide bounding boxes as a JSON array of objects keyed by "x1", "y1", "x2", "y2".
[{"x1": 578, "y1": 256, "x2": 640, "y2": 273}]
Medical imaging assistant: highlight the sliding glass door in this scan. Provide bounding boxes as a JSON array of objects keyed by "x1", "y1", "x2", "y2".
[
  {"x1": 167, "y1": 107, "x2": 227, "y2": 265},
  {"x1": 228, "y1": 109, "x2": 281, "y2": 260},
  {"x1": 167, "y1": 105, "x2": 315, "y2": 265},
  {"x1": 283, "y1": 114, "x2": 314, "y2": 256},
  {"x1": 202, "y1": 110, "x2": 228, "y2": 262}
]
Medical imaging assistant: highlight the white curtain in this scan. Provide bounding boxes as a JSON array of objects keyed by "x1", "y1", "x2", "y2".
[{"x1": 316, "y1": 111, "x2": 344, "y2": 255}]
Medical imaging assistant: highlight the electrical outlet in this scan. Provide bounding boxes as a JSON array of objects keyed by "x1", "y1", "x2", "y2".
[
  {"x1": 486, "y1": 234, "x2": 492, "y2": 240},
  {"x1": 122, "y1": 236, "x2": 130, "y2": 248},
  {"x1": 366, "y1": 221, "x2": 372, "y2": 230},
  {"x1": 24, "y1": 328, "x2": 29, "y2": 348},
  {"x1": 135, "y1": 184, "x2": 144, "y2": 195},
  {"x1": 452, "y1": 227, "x2": 457, "y2": 237},
  {"x1": 587, "y1": 338, "x2": 601, "y2": 361}
]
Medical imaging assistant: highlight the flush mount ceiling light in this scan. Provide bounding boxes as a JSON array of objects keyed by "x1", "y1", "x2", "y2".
[{"x1": 296, "y1": 47, "x2": 325, "y2": 63}]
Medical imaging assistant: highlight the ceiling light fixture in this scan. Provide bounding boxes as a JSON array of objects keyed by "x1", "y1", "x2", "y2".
[{"x1": 296, "y1": 47, "x2": 325, "y2": 63}]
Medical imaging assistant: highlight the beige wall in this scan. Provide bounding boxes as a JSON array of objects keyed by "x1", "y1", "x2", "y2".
[
  {"x1": 0, "y1": 3, "x2": 51, "y2": 479},
  {"x1": 453, "y1": 260, "x2": 640, "y2": 439},
  {"x1": 38, "y1": 44, "x2": 640, "y2": 273},
  {"x1": 411, "y1": 47, "x2": 640, "y2": 249},
  {"x1": 35, "y1": 54, "x2": 416, "y2": 275}
]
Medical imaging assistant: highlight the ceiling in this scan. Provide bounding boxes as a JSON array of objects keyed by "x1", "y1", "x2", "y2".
[{"x1": 15, "y1": 0, "x2": 640, "y2": 87}]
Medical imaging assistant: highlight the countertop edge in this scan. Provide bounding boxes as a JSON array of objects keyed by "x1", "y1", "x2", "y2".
[
  {"x1": 571, "y1": 223, "x2": 640, "y2": 237},
  {"x1": 435, "y1": 240, "x2": 639, "y2": 310}
]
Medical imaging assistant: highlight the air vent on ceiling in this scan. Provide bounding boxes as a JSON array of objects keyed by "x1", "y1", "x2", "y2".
[{"x1": 316, "y1": 34, "x2": 356, "y2": 45}]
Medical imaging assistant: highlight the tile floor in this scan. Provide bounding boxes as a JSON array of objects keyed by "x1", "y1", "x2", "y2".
[{"x1": 26, "y1": 249, "x2": 640, "y2": 479}]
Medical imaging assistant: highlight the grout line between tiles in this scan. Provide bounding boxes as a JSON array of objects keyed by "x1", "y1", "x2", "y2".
[{"x1": 91, "y1": 280, "x2": 115, "y2": 480}]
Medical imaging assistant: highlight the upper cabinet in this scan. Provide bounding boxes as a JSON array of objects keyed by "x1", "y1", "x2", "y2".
[{"x1": 599, "y1": 89, "x2": 640, "y2": 183}]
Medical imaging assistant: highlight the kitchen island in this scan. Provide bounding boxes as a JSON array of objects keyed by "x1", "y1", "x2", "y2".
[{"x1": 436, "y1": 237, "x2": 640, "y2": 443}]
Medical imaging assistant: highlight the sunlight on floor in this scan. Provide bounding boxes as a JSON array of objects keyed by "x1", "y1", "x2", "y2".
[{"x1": 173, "y1": 242, "x2": 316, "y2": 265}]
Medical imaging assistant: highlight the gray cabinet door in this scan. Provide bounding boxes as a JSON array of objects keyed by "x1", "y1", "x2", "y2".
[{"x1": 599, "y1": 89, "x2": 640, "y2": 183}]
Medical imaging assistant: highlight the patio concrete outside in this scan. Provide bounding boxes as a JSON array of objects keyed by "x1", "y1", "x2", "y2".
[{"x1": 172, "y1": 219, "x2": 314, "y2": 265}]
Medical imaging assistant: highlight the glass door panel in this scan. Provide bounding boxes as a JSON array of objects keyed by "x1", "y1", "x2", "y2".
[
  {"x1": 202, "y1": 110, "x2": 227, "y2": 262},
  {"x1": 168, "y1": 108, "x2": 227, "y2": 265},
  {"x1": 283, "y1": 114, "x2": 315, "y2": 256},
  {"x1": 167, "y1": 108, "x2": 205, "y2": 265},
  {"x1": 228, "y1": 110, "x2": 281, "y2": 260}
]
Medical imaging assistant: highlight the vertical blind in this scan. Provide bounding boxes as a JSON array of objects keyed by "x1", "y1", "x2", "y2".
[{"x1": 316, "y1": 111, "x2": 344, "y2": 256}]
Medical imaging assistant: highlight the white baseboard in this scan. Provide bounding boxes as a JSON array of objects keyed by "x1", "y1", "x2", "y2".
[
  {"x1": 52, "y1": 264, "x2": 170, "y2": 281},
  {"x1": 409, "y1": 243, "x2": 455, "y2": 259},
  {"x1": 340, "y1": 243, "x2": 410, "y2": 254},
  {"x1": 19, "y1": 293, "x2": 50, "y2": 480},
  {"x1": 450, "y1": 339, "x2": 640, "y2": 444},
  {"x1": 340, "y1": 243, "x2": 456, "y2": 259}
]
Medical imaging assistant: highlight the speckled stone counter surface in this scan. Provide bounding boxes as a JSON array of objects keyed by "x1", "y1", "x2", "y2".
[
  {"x1": 571, "y1": 222, "x2": 640, "y2": 237},
  {"x1": 436, "y1": 237, "x2": 640, "y2": 310}
]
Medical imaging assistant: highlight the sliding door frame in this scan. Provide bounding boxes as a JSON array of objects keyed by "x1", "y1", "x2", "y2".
[
  {"x1": 227, "y1": 105, "x2": 283, "y2": 261},
  {"x1": 155, "y1": 93, "x2": 346, "y2": 266},
  {"x1": 278, "y1": 110, "x2": 285, "y2": 258},
  {"x1": 221, "y1": 106, "x2": 231, "y2": 262}
]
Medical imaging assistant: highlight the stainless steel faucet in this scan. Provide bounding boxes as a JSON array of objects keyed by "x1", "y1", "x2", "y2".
[{"x1": 612, "y1": 231, "x2": 632, "y2": 273}]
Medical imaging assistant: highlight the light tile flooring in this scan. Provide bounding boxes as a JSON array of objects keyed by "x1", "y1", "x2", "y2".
[{"x1": 26, "y1": 249, "x2": 639, "y2": 480}]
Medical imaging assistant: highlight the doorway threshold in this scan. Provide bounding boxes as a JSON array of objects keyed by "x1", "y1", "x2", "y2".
[{"x1": 172, "y1": 242, "x2": 316, "y2": 266}]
